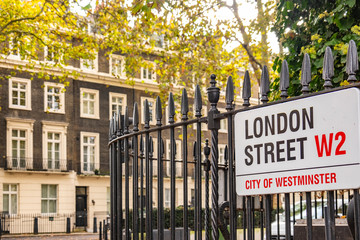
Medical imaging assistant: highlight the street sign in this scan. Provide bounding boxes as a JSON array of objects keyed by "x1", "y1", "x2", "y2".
[{"x1": 235, "y1": 88, "x2": 360, "y2": 196}]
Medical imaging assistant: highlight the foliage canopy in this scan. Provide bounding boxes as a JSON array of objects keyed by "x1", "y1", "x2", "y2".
[{"x1": 271, "y1": 0, "x2": 360, "y2": 100}]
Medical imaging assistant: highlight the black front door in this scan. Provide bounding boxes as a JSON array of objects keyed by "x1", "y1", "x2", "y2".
[{"x1": 76, "y1": 187, "x2": 87, "y2": 227}]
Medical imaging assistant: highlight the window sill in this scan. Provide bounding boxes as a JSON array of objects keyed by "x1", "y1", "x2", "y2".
[{"x1": 9, "y1": 105, "x2": 32, "y2": 111}]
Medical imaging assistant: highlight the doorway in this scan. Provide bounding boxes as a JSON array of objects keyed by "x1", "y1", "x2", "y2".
[{"x1": 76, "y1": 186, "x2": 87, "y2": 227}]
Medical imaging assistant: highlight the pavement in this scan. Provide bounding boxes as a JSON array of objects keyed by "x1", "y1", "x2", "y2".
[{"x1": 0, "y1": 233, "x2": 104, "y2": 240}]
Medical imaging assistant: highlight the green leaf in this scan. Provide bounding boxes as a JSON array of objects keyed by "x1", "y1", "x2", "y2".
[
  {"x1": 346, "y1": 0, "x2": 356, "y2": 7},
  {"x1": 81, "y1": 3, "x2": 92, "y2": 11}
]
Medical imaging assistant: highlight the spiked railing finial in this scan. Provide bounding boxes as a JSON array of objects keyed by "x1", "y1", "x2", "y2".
[
  {"x1": 301, "y1": 53, "x2": 311, "y2": 94},
  {"x1": 194, "y1": 85, "x2": 202, "y2": 118},
  {"x1": 242, "y1": 70, "x2": 251, "y2": 107},
  {"x1": 260, "y1": 65, "x2": 270, "y2": 103},
  {"x1": 156, "y1": 96, "x2": 162, "y2": 126},
  {"x1": 133, "y1": 102, "x2": 139, "y2": 132},
  {"x1": 225, "y1": 76, "x2": 234, "y2": 111},
  {"x1": 207, "y1": 74, "x2": 220, "y2": 111},
  {"x1": 124, "y1": 106, "x2": 129, "y2": 134},
  {"x1": 181, "y1": 88, "x2": 189, "y2": 121},
  {"x1": 168, "y1": 92, "x2": 175, "y2": 124},
  {"x1": 346, "y1": 40, "x2": 358, "y2": 83},
  {"x1": 323, "y1": 46, "x2": 334, "y2": 90},
  {"x1": 144, "y1": 99, "x2": 150, "y2": 129},
  {"x1": 280, "y1": 60, "x2": 289, "y2": 99}
]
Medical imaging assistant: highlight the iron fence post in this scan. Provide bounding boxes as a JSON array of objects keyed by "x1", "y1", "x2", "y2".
[
  {"x1": 168, "y1": 92, "x2": 176, "y2": 240},
  {"x1": 144, "y1": 99, "x2": 151, "y2": 240},
  {"x1": 155, "y1": 96, "x2": 164, "y2": 240},
  {"x1": 117, "y1": 113, "x2": 124, "y2": 240},
  {"x1": 100, "y1": 221, "x2": 102, "y2": 240},
  {"x1": 133, "y1": 102, "x2": 139, "y2": 240},
  {"x1": 204, "y1": 139, "x2": 211, "y2": 240},
  {"x1": 226, "y1": 75, "x2": 236, "y2": 240},
  {"x1": 181, "y1": 89, "x2": 189, "y2": 240},
  {"x1": 124, "y1": 107, "x2": 130, "y2": 240},
  {"x1": 207, "y1": 74, "x2": 220, "y2": 240},
  {"x1": 194, "y1": 84, "x2": 203, "y2": 240}
]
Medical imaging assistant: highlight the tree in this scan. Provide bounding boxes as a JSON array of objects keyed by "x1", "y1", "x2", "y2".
[
  {"x1": 0, "y1": 0, "x2": 277, "y2": 105},
  {"x1": 271, "y1": 0, "x2": 360, "y2": 100}
]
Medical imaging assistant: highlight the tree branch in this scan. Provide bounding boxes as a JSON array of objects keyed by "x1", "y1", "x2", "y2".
[{"x1": 0, "y1": 0, "x2": 48, "y2": 34}]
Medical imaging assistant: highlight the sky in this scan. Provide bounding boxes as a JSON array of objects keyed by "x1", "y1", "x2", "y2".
[{"x1": 73, "y1": 0, "x2": 279, "y2": 53}]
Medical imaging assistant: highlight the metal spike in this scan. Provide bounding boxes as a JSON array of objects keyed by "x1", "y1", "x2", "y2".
[
  {"x1": 140, "y1": 135, "x2": 144, "y2": 152},
  {"x1": 109, "y1": 119, "x2": 113, "y2": 139},
  {"x1": 124, "y1": 106, "x2": 129, "y2": 133},
  {"x1": 117, "y1": 108, "x2": 123, "y2": 131},
  {"x1": 323, "y1": 46, "x2": 334, "y2": 89},
  {"x1": 193, "y1": 141, "x2": 197, "y2": 158},
  {"x1": 260, "y1": 65, "x2": 270, "y2": 103},
  {"x1": 346, "y1": 40, "x2": 358, "y2": 83},
  {"x1": 133, "y1": 102, "x2": 139, "y2": 131},
  {"x1": 225, "y1": 76, "x2": 234, "y2": 110},
  {"x1": 301, "y1": 53, "x2": 311, "y2": 94},
  {"x1": 181, "y1": 88, "x2": 189, "y2": 121},
  {"x1": 156, "y1": 96, "x2": 162, "y2": 126},
  {"x1": 144, "y1": 99, "x2": 150, "y2": 129},
  {"x1": 194, "y1": 85, "x2": 202, "y2": 118},
  {"x1": 242, "y1": 70, "x2": 251, "y2": 107},
  {"x1": 168, "y1": 92, "x2": 175, "y2": 124},
  {"x1": 280, "y1": 60, "x2": 289, "y2": 99}
]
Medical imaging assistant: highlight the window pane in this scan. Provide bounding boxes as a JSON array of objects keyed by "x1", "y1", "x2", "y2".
[
  {"x1": 12, "y1": 130, "x2": 17, "y2": 137},
  {"x1": 49, "y1": 185, "x2": 57, "y2": 198},
  {"x1": 11, "y1": 194, "x2": 17, "y2": 214},
  {"x1": 3, "y1": 194, "x2": 9, "y2": 212},
  {"x1": 3, "y1": 184, "x2": 9, "y2": 191},
  {"x1": 41, "y1": 200, "x2": 48, "y2": 213},
  {"x1": 89, "y1": 101, "x2": 94, "y2": 114},
  {"x1": 20, "y1": 99, "x2": 25, "y2": 106},
  {"x1": 42, "y1": 185, "x2": 48, "y2": 198},
  {"x1": 49, "y1": 200, "x2": 56, "y2": 213},
  {"x1": 11, "y1": 184, "x2": 17, "y2": 191},
  {"x1": 20, "y1": 130, "x2": 25, "y2": 138},
  {"x1": 89, "y1": 137, "x2": 95, "y2": 144},
  {"x1": 54, "y1": 133, "x2": 60, "y2": 140}
]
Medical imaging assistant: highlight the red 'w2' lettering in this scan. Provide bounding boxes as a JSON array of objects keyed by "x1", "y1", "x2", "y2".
[{"x1": 314, "y1": 132, "x2": 346, "y2": 157}]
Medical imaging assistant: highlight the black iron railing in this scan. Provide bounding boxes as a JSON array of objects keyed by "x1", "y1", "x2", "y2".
[
  {"x1": 109, "y1": 40, "x2": 360, "y2": 240},
  {"x1": 3, "y1": 157, "x2": 73, "y2": 172}
]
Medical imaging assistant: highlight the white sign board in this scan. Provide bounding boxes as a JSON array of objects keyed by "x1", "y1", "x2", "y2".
[{"x1": 235, "y1": 88, "x2": 360, "y2": 196}]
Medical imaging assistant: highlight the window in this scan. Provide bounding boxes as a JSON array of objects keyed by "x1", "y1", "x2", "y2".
[
  {"x1": 42, "y1": 122, "x2": 68, "y2": 171},
  {"x1": 9, "y1": 78, "x2": 31, "y2": 110},
  {"x1": 107, "y1": 187, "x2": 110, "y2": 214},
  {"x1": 80, "y1": 88, "x2": 99, "y2": 119},
  {"x1": 80, "y1": 132, "x2": 100, "y2": 173},
  {"x1": 3, "y1": 184, "x2": 18, "y2": 214},
  {"x1": 193, "y1": 106, "x2": 208, "y2": 131},
  {"x1": 166, "y1": 139, "x2": 182, "y2": 177},
  {"x1": 6, "y1": 118, "x2": 34, "y2": 170},
  {"x1": 110, "y1": 55, "x2": 125, "y2": 77},
  {"x1": 44, "y1": 82, "x2": 65, "y2": 113},
  {"x1": 165, "y1": 188, "x2": 170, "y2": 208},
  {"x1": 80, "y1": 52, "x2": 98, "y2": 72},
  {"x1": 141, "y1": 97, "x2": 156, "y2": 125},
  {"x1": 218, "y1": 144, "x2": 226, "y2": 164},
  {"x1": 109, "y1": 92, "x2": 127, "y2": 119},
  {"x1": 41, "y1": 184, "x2": 57, "y2": 214},
  {"x1": 141, "y1": 62, "x2": 156, "y2": 82},
  {"x1": 44, "y1": 46, "x2": 62, "y2": 64}
]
